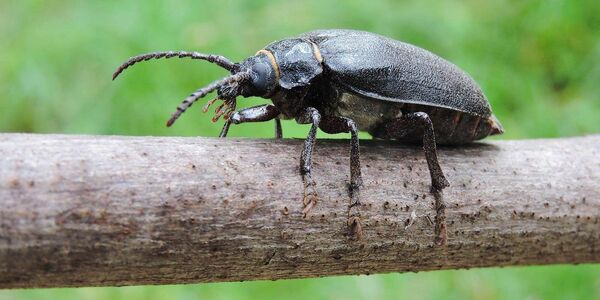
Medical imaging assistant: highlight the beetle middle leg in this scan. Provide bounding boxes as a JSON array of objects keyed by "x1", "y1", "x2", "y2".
[
  {"x1": 319, "y1": 116, "x2": 363, "y2": 240},
  {"x1": 295, "y1": 107, "x2": 321, "y2": 216}
]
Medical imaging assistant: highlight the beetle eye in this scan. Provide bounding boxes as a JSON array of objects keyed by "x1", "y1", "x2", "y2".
[{"x1": 249, "y1": 61, "x2": 277, "y2": 97}]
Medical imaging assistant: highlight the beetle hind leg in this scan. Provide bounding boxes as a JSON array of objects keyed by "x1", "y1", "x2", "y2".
[
  {"x1": 385, "y1": 112, "x2": 449, "y2": 190},
  {"x1": 385, "y1": 112, "x2": 449, "y2": 245},
  {"x1": 320, "y1": 116, "x2": 363, "y2": 240}
]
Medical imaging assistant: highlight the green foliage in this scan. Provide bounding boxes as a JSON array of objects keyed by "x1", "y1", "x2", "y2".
[
  {"x1": 4, "y1": 265, "x2": 600, "y2": 299},
  {"x1": 1, "y1": 0, "x2": 599, "y2": 139},
  {"x1": 1, "y1": 0, "x2": 599, "y2": 299}
]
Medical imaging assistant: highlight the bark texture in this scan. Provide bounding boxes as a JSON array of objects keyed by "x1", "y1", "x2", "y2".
[{"x1": 0, "y1": 133, "x2": 599, "y2": 288}]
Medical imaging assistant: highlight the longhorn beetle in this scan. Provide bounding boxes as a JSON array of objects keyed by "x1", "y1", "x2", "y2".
[{"x1": 113, "y1": 29, "x2": 503, "y2": 241}]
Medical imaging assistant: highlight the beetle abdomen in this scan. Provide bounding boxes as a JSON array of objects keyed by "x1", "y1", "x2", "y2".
[
  {"x1": 370, "y1": 104, "x2": 503, "y2": 145},
  {"x1": 332, "y1": 92, "x2": 403, "y2": 132}
]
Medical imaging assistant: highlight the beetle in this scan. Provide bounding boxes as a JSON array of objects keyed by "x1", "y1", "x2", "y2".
[{"x1": 113, "y1": 29, "x2": 503, "y2": 240}]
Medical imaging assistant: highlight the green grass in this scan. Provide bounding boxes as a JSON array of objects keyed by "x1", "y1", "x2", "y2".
[
  {"x1": 3, "y1": 265, "x2": 600, "y2": 300},
  {"x1": 1, "y1": 0, "x2": 600, "y2": 299}
]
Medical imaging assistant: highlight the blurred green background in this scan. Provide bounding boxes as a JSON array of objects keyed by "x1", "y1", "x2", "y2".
[{"x1": 1, "y1": 0, "x2": 599, "y2": 299}]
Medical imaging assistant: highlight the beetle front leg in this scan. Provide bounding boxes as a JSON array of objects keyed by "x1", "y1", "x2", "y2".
[
  {"x1": 219, "y1": 121, "x2": 232, "y2": 138},
  {"x1": 295, "y1": 107, "x2": 321, "y2": 216},
  {"x1": 320, "y1": 116, "x2": 363, "y2": 240},
  {"x1": 218, "y1": 104, "x2": 280, "y2": 138},
  {"x1": 219, "y1": 111, "x2": 283, "y2": 138}
]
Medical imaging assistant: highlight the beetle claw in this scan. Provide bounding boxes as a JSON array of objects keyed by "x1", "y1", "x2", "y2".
[{"x1": 302, "y1": 197, "x2": 317, "y2": 217}]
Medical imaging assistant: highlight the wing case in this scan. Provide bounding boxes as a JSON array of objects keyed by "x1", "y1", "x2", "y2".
[{"x1": 302, "y1": 29, "x2": 492, "y2": 117}]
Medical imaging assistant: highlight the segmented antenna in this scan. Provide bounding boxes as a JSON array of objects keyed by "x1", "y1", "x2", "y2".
[
  {"x1": 112, "y1": 51, "x2": 236, "y2": 80},
  {"x1": 166, "y1": 71, "x2": 251, "y2": 127}
]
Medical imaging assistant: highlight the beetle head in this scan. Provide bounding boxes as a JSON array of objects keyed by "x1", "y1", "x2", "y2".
[{"x1": 112, "y1": 41, "x2": 322, "y2": 126}]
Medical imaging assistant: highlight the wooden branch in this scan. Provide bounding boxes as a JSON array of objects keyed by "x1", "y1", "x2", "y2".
[{"x1": 0, "y1": 133, "x2": 599, "y2": 289}]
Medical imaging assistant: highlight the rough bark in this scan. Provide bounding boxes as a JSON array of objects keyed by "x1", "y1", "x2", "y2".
[{"x1": 0, "y1": 133, "x2": 599, "y2": 289}]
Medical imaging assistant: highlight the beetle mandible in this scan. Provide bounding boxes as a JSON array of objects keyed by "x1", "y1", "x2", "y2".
[{"x1": 113, "y1": 29, "x2": 503, "y2": 240}]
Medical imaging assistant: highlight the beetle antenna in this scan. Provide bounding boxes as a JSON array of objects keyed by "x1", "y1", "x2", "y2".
[
  {"x1": 112, "y1": 51, "x2": 237, "y2": 80},
  {"x1": 166, "y1": 71, "x2": 251, "y2": 127}
]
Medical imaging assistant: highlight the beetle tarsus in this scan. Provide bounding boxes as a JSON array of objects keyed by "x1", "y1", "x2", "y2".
[
  {"x1": 301, "y1": 175, "x2": 318, "y2": 216},
  {"x1": 347, "y1": 192, "x2": 363, "y2": 240},
  {"x1": 347, "y1": 215, "x2": 363, "y2": 241},
  {"x1": 432, "y1": 189, "x2": 448, "y2": 246}
]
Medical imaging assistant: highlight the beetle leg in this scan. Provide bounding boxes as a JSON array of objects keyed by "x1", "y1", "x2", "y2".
[
  {"x1": 295, "y1": 107, "x2": 321, "y2": 216},
  {"x1": 220, "y1": 113, "x2": 282, "y2": 139},
  {"x1": 320, "y1": 116, "x2": 363, "y2": 240},
  {"x1": 218, "y1": 104, "x2": 280, "y2": 138},
  {"x1": 212, "y1": 98, "x2": 235, "y2": 138},
  {"x1": 229, "y1": 104, "x2": 280, "y2": 124},
  {"x1": 275, "y1": 118, "x2": 283, "y2": 139},
  {"x1": 385, "y1": 112, "x2": 449, "y2": 246},
  {"x1": 386, "y1": 112, "x2": 449, "y2": 191},
  {"x1": 218, "y1": 121, "x2": 231, "y2": 138}
]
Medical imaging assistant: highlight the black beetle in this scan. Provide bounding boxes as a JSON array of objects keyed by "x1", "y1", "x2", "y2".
[{"x1": 113, "y1": 29, "x2": 503, "y2": 240}]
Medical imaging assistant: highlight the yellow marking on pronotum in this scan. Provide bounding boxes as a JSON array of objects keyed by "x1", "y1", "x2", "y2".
[
  {"x1": 255, "y1": 49, "x2": 280, "y2": 82},
  {"x1": 309, "y1": 42, "x2": 323, "y2": 63}
]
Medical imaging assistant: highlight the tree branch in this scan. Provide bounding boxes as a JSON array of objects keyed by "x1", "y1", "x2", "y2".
[{"x1": 0, "y1": 133, "x2": 599, "y2": 288}]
